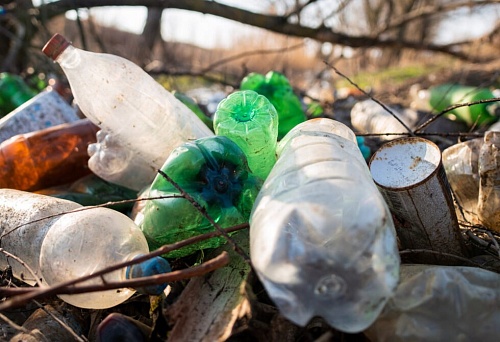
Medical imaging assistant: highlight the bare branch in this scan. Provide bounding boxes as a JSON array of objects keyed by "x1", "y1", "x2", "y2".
[{"x1": 33, "y1": 0, "x2": 492, "y2": 61}]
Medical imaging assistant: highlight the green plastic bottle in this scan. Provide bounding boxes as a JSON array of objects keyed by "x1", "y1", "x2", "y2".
[
  {"x1": 240, "y1": 71, "x2": 307, "y2": 139},
  {"x1": 0, "y1": 73, "x2": 37, "y2": 117},
  {"x1": 139, "y1": 136, "x2": 263, "y2": 258},
  {"x1": 214, "y1": 90, "x2": 278, "y2": 180},
  {"x1": 428, "y1": 84, "x2": 498, "y2": 126}
]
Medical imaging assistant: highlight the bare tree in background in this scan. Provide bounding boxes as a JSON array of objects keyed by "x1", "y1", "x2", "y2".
[{"x1": 0, "y1": 0, "x2": 498, "y2": 74}]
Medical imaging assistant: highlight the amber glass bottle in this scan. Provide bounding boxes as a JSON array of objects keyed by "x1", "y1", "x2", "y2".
[{"x1": 0, "y1": 119, "x2": 99, "y2": 191}]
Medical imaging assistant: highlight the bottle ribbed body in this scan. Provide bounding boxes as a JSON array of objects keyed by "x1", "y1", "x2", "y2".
[
  {"x1": 50, "y1": 40, "x2": 213, "y2": 189},
  {"x1": 0, "y1": 119, "x2": 98, "y2": 191},
  {"x1": 214, "y1": 90, "x2": 278, "y2": 180},
  {"x1": 250, "y1": 118, "x2": 400, "y2": 333},
  {"x1": 0, "y1": 189, "x2": 150, "y2": 309}
]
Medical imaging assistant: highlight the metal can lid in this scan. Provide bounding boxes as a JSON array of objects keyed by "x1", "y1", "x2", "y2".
[{"x1": 42, "y1": 33, "x2": 71, "y2": 61}]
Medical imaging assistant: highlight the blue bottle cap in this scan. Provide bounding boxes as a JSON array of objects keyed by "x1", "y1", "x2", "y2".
[{"x1": 125, "y1": 255, "x2": 171, "y2": 295}]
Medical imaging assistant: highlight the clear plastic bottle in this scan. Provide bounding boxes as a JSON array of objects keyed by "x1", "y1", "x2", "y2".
[
  {"x1": 42, "y1": 34, "x2": 213, "y2": 190},
  {"x1": 350, "y1": 99, "x2": 420, "y2": 140},
  {"x1": 364, "y1": 264, "x2": 500, "y2": 341},
  {"x1": 213, "y1": 90, "x2": 278, "y2": 180},
  {"x1": 0, "y1": 119, "x2": 99, "y2": 191},
  {"x1": 249, "y1": 118, "x2": 400, "y2": 333},
  {"x1": 0, "y1": 189, "x2": 170, "y2": 309}
]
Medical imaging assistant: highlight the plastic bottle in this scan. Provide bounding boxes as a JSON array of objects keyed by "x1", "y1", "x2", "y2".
[
  {"x1": 0, "y1": 89, "x2": 80, "y2": 143},
  {"x1": 0, "y1": 72, "x2": 37, "y2": 117},
  {"x1": 249, "y1": 118, "x2": 400, "y2": 333},
  {"x1": 0, "y1": 119, "x2": 99, "y2": 191},
  {"x1": 423, "y1": 84, "x2": 498, "y2": 126},
  {"x1": 240, "y1": 71, "x2": 307, "y2": 139},
  {"x1": 0, "y1": 189, "x2": 171, "y2": 309},
  {"x1": 138, "y1": 135, "x2": 263, "y2": 258},
  {"x1": 364, "y1": 264, "x2": 500, "y2": 341},
  {"x1": 42, "y1": 33, "x2": 213, "y2": 191},
  {"x1": 213, "y1": 90, "x2": 278, "y2": 180},
  {"x1": 350, "y1": 99, "x2": 421, "y2": 140}
]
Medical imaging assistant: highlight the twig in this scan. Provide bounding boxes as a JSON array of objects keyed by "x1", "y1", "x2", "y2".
[
  {"x1": 414, "y1": 97, "x2": 500, "y2": 132},
  {"x1": 157, "y1": 169, "x2": 250, "y2": 262},
  {"x1": 0, "y1": 251, "x2": 230, "y2": 311},
  {"x1": 0, "y1": 248, "x2": 42, "y2": 287},
  {"x1": 324, "y1": 60, "x2": 416, "y2": 136}
]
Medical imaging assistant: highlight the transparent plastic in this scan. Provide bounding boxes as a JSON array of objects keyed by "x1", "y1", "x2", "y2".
[
  {"x1": 442, "y1": 131, "x2": 500, "y2": 232},
  {"x1": 43, "y1": 34, "x2": 213, "y2": 190},
  {"x1": 0, "y1": 189, "x2": 169, "y2": 309},
  {"x1": 214, "y1": 90, "x2": 278, "y2": 179},
  {"x1": 249, "y1": 118, "x2": 400, "y2": 333},
  {"x1": 365, "y1": 264, "x2": 500, "y2": 341},
  {"x1": 350, "y1": 99, "x2": 420, "y2": 140}
]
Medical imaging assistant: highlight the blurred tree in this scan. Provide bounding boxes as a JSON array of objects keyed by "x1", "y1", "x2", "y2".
[{"x1": 0, "y1": 0, "x2": 498, "y2": 73}]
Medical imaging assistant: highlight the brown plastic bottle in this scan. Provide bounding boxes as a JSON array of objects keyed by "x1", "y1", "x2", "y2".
[{"x1": 0, "y1": 119, "x2": 99, "y2": 191}]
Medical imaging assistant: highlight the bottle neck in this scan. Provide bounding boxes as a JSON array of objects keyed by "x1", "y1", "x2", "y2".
[{"x1": 56, "y1": 44, "x2": 81, "y2": 69}]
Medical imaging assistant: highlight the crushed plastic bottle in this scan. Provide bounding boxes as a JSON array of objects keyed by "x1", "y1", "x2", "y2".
[
  {"x1": 138, "y1": 135, "x2": 263, "y2": 258},
  {"x1": 442, "y1": 131, "x2": 500, "y2": 232},
  {"x1": 42, "y1": 34, "x2": 213, "y2": 191},
  {"x1": 214, "y1": 90, "x2": 278, "y2": 180},
  {"x1": 250, "y1": 118, "x2": 400, "y2": 333},
  {"x1": 364, "y1": 264, "x2": 500, "y2": 341},
  {"x1": 0, "y1": 189, "x2": 170, "y2": 309},
  {"x1": 0, "y1": 90, "x2": 80, "y2": 143},
  {"x1": 240, "y1": 71, "x2": 307, "y2": 139},
  {"x1": 0, "y1": 119, "x2": 99, "y2": 191}
]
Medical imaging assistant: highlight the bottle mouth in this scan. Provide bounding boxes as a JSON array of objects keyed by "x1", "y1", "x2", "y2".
[{"x1": 42, "y1": 33, "x2": 71, "y2": 61}]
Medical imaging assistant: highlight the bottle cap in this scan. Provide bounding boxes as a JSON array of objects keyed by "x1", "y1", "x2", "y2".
[
  {"x1": 125, "y1": 255, "x2": 171, "y2": 295},
  {"x1": 42, "y1": 33, "x2": 71, "y2": 61}
]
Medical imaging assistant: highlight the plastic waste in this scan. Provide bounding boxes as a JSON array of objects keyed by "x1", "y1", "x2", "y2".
[
  {"x1": 442, "y1": 131, "x2": 500, "y2": 232},
  {"x1": 138, "y1": 135, "x2": 263, "y2": 258},
  {"x1": 213, "y1": 90, "x2": 278, "y2": 180},
  {"x1": 42, "y1": 33, "x2": 213, "y2": 191},
  {"x1": 0, "y1": 189, "x2": 171, "y2": 309},
  {"x1": 249, "y1": 118, "x2": 400, "y2": 333},
  {"x1": 356, "y1": 136, "x2": 371, "y2": 159},
  {"x1": 0, "y1": 118, "x2": 99, "y2": 191},
  {"x1": 36, "y1": 173, "x2": 138, "y2": 213},
  {"x1": 240, "y1": 71, "x2": 307, "y2": 139},
  {"x1": 0, "y1": 90, "x2": 80, "y2": 143},
  {"x1": 364, "y1": 264, "x2": 500, "y2": 341},
  {"x1": 97, "y1": 312, "x2": 151, "y2": 342},
  {"x1": 0, "y1": 72, "x2": 37, "y2": 117},
  {"x1": 414, "y1": 84, "x2": 498, "y2": 126},
  {"x1": 350, "y1": 99, "x2": 421, "y2": 140}
]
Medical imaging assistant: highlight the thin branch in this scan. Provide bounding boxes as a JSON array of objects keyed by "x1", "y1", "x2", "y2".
[
  {"x1": 324, "y1": 60, "x2": 415, "y2": 136},
  {"x1": 0, "y1": 251, "x2": 230, "y2": 311},
  {"x1": 414, "y1": 97, "x2": 500, "y2": 132}
]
